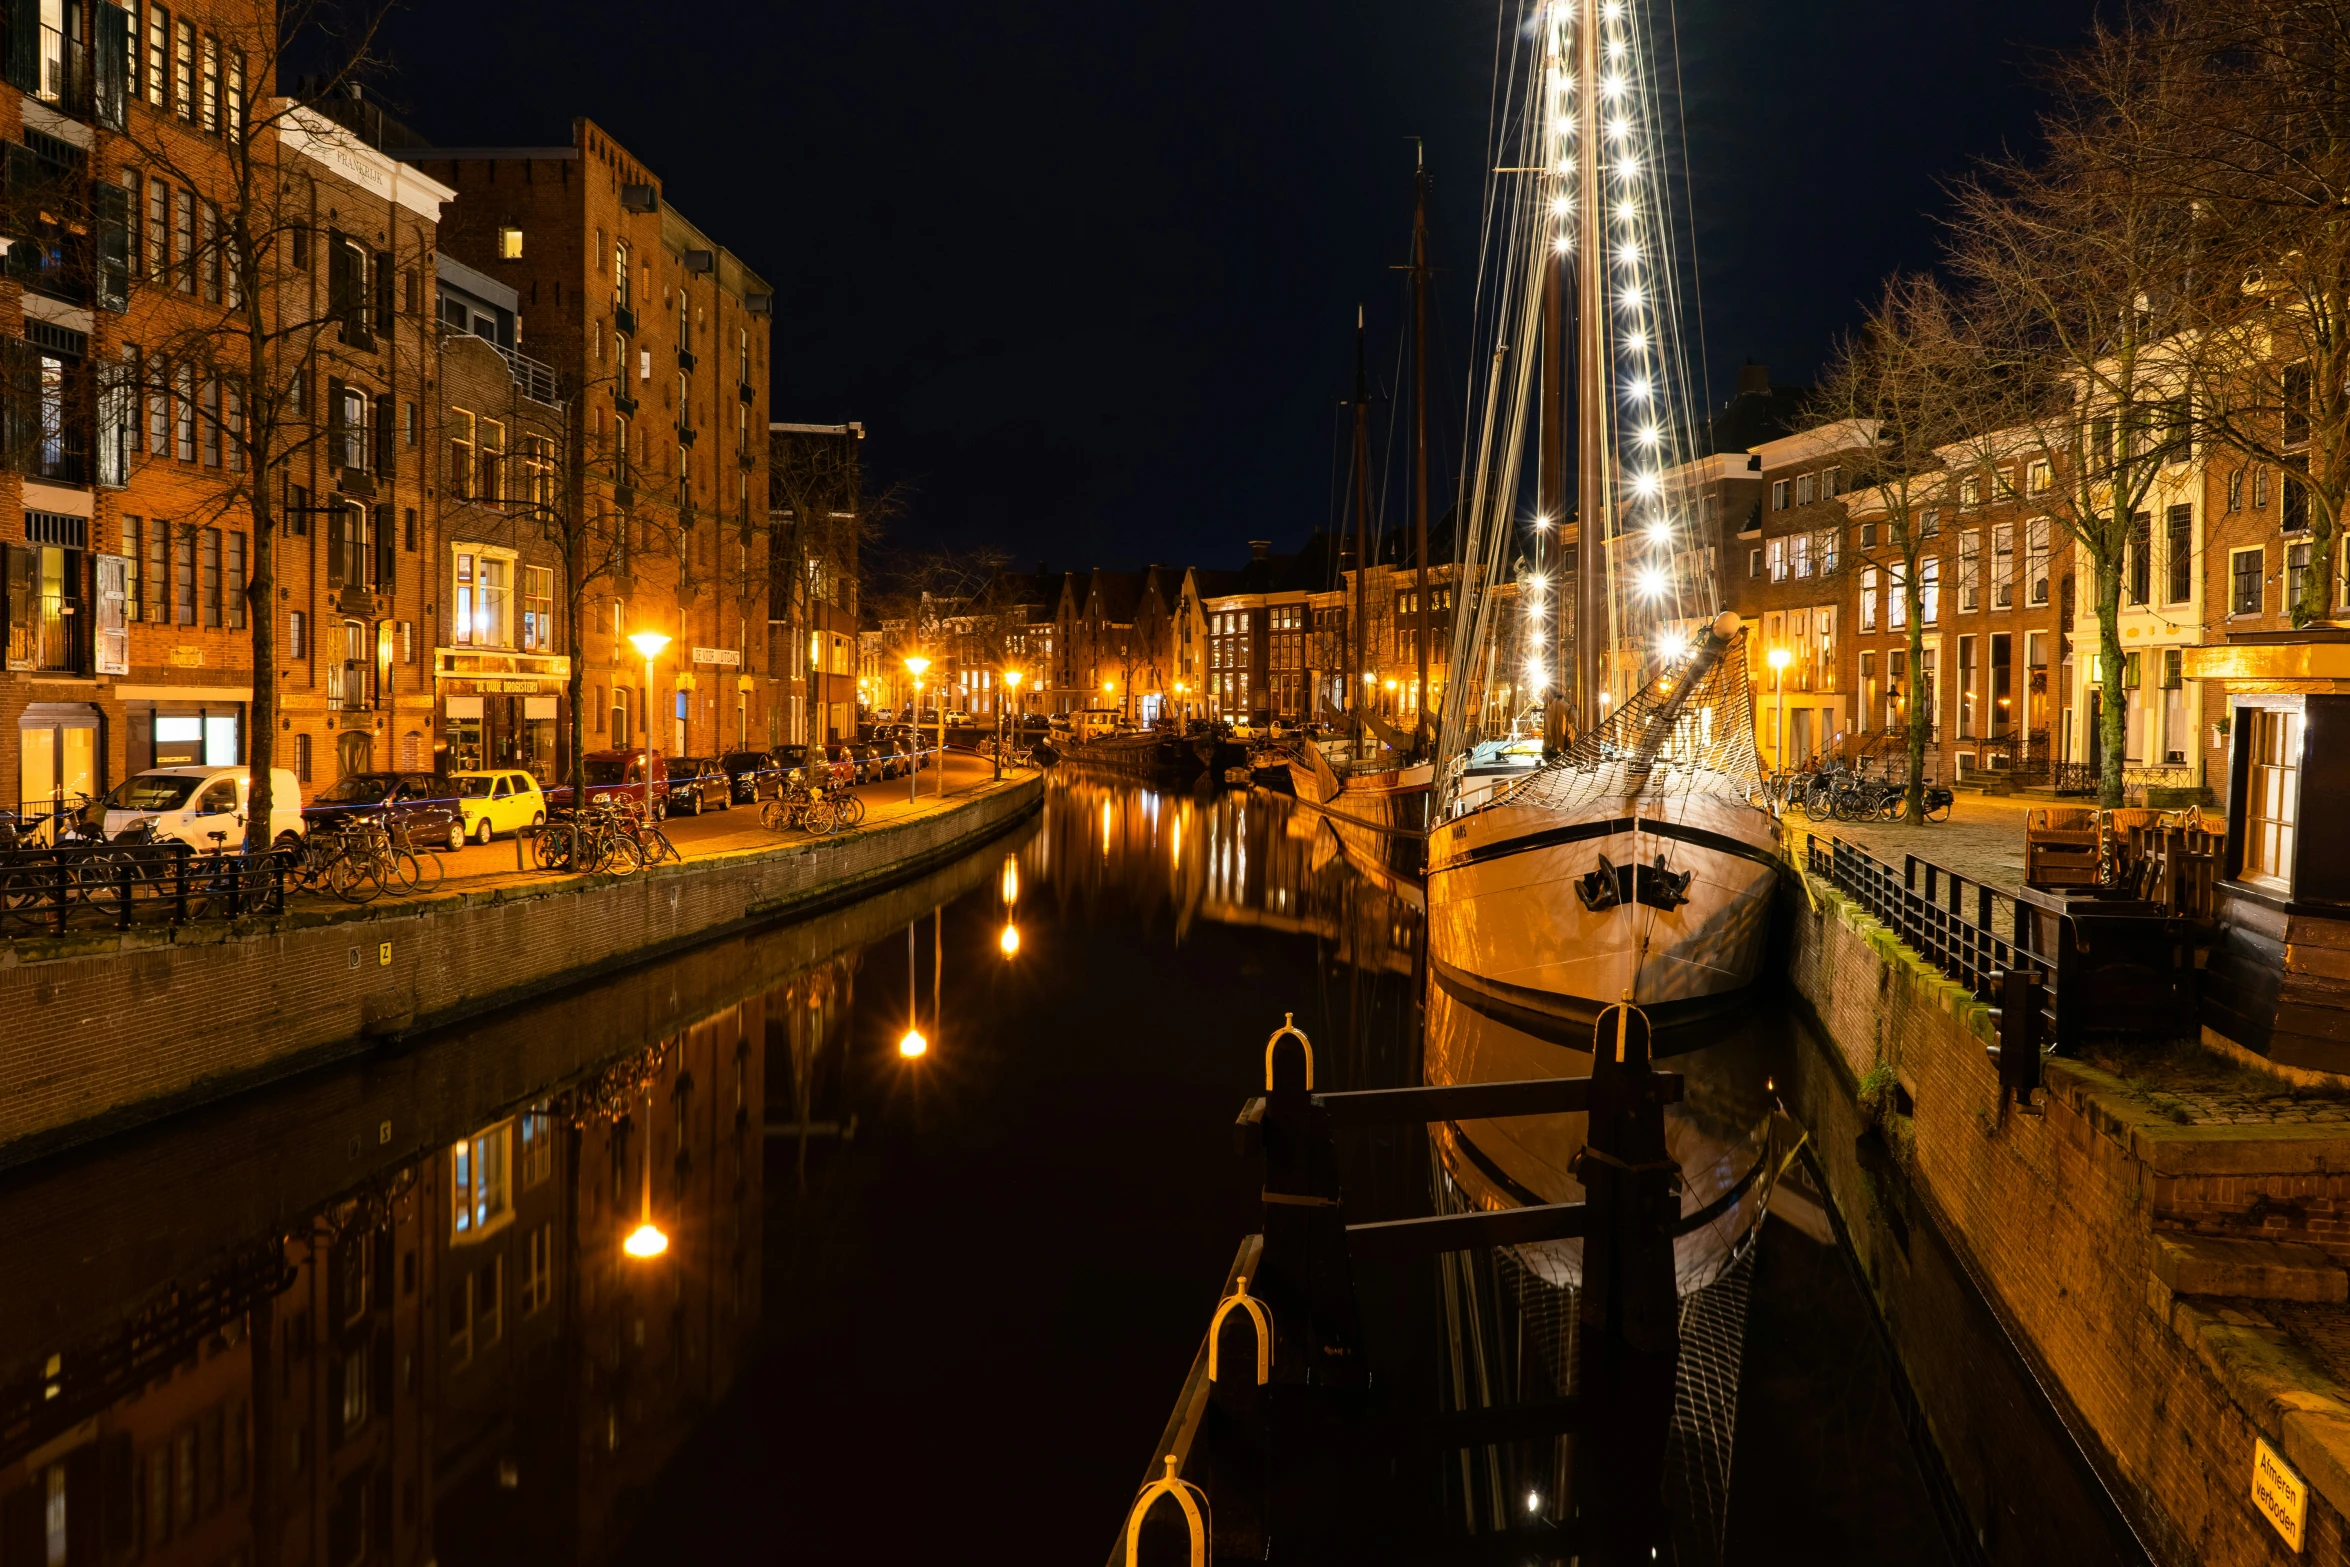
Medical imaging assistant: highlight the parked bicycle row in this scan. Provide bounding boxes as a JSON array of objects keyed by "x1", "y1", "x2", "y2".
[{"x1": 1762, "y1": 762, "x2": 1955, "y2": 823}]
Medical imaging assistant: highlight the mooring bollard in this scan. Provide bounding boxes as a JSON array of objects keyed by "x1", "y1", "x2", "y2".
[
  {"x1": 1122, "y1": 1454, "x2": 1210, "y2": 1567},
  {"x1": 1262, "y1": 1012, "x2": 1314, "y2": 1094},
  {"x1": 1206, "y1": 1275, "x2": 1273, "y2": 1385}
]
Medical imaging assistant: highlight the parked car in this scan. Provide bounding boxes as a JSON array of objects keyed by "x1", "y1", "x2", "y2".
[
  {"x1": 576, "y1": 750, "x2": 670, "y2": 817},
  {"x1": 663, "y1": 756, "x2": 732, "y2": 816},
  {"x1": 825, "y1": 745, "x2": 860, "y2": 789},
  {"x1": 840, "y1": 743, "x2": 891, "y2": 784},
  {"x1": 448, "y1": 769, "x2": 549, "y2": 845},
  {"x1": 874, "y1": 738, "x2": 913, "y2": 779},
  {"x1": 299, "y1": 771, "x2": 467, "y2": 851},
  {"x1": 718, "y1": 750, "x2": 780, "y2": 804},
  {"x1": 105, "y1": 766, "x2": 308, "y2": 849}
]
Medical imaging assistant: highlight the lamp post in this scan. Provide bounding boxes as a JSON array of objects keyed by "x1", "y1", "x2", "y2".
[
  {"x1": 998, "y1": 669, "x2": 1023, "y2": 779},
  {"x1": 1767, "y1": 647, "x2": 1792, "y2": 774},
  {"x1": 903, "y1": 655, "x2": 930, "y2": 804},
  {"x1": 627, "y1": 631, "x2": 671, "y2": 816}
]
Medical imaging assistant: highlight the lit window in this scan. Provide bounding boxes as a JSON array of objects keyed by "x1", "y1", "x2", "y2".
[
  {"x1": 498, "y1": 226, "x2": 523, "y2": 260},
  {"x1": 451, "y1": 1122, "x2": 513, "y2": 1240}
]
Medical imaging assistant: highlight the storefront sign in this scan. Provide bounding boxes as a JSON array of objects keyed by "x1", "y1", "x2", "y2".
[
  {"x1": 2255, "y1": 1437, "x2": 2307, "y2": 1552},
  {"x1": 168, "y1": 646, "x2": 204, "y2": 668},
  {"x1": 692, "y1": 646, "x2": 741, "y2": 667}
]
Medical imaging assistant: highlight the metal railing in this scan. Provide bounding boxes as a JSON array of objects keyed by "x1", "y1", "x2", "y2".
[
  {"x1": 1806, "y1": 835, "x2": 2061, "y2": 1039},
  {"x1": 0, "y1": 841, "x2": 288, "y2": 937}
]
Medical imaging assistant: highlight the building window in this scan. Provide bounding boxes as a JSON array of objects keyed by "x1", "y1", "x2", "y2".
[
  {"x1": 1889, "y1": 563, "x2": 1909, "y2": 630},
  {"x1": 498, "y1": 226, "x2": 523, "y2": 260},
  {"x1": 1920, "y1": 556, "x2": 1940, "y2": 626},
  {"x1": 2126, "y1": 511, "x2": 2151, "y2": 606},
  {"x1": 2165, "y1": 506, "x2": 2192, "y2": 604},
  {"x1": 1991, "y1": 523, "x2": 2014, "y2": 609},
  {"x1": 1795, "y1": 473, "x2": 1817, "y2": 506},
  {"x1": 450, "y1": 1124, "x2": 512, "y2": 1239},
  {"x1": 1958, "y1": 634, "x2": 1978, "y2": 738},
  {"x1": 2240, "y1": 707, "x2": 2301, "y2": 890},
  {"x1": 479, "y1": 419, "x2": 505, "y2": 502},
  {"x1": 2288, "y1": 541, "x2": 2312, "y2": 611},
  {"x1": 2231, "y1": 548, "x2": 2264, "y2": 617},
  {"x1": 522, "y1": 566, "x2": 553, "y2": 651},
  {"x1": 1771, "y1": 479, "x2": 1789, "y2": 511},
  {"x1": 295, "y1": 731, "x2": 312, "y2": 782},
  {"x1": 523, "y1": 1224, "x2": 552, "y2": 1317},
  {"x1": 2227, "y1": 469, "x2": 2244, "y2": 512},
  {"x1": 1959, "y1": 529, "x2": 1981, "y2": 612},
  {"x1": 1747, "y1": 547, "x2": 1762, "y2": 579},
  {"x1": 2027, "y1": 459, "x2": 2051, "y2": 494},
  {"x1": 2027, "y1": 518, "x2": 2051, "y2": 605},
  {"x1": 172, "y1": 18, "x2": 192, "y2": 120},
  {"x1": 450, "y1": 408, "x2": 474, "y2": 497},
  {"x1": 1859, "y1": 567, "x2": 1878, "y2": 632},
  {"x1": 289, "y1": 608, "x2": 306, "y2": 660},
  {"x1": 225, "y1": 529, "x2": 245, "y2": 629},
  {"x1": 173, "y1": 525, "x2": 194, "y2": 624}
]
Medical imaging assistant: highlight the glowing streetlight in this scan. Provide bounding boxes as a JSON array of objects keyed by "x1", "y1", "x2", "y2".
[
  {"x1": 996, "y1": 669, "x2": 1024, "y2": 779},
  {"x1": 903, "y1": 655, "x2": 931, "y2": 803},
  {"x1": 999, "y1": 923, "x2": 1020, "y2": 957},
  {"x1": 627, "y1": 631, "x2": 671, "y2": 816},
  {"x1": 898, "y1": 1028, "x2": 928, "y2": 1059},
  {"x1": 1767, "y1": 646, "x2": 1793, "y2": 773}
]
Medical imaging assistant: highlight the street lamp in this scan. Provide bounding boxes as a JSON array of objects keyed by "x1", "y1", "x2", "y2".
[
  {"x1": 1767, "y1": 647, "x2": 1792, "y2": 773},
  {"x1": 902, "y1": 655, "x2": 930, "y2": 804},
  {"x1": 628, "y1": 630, "x2": 671, "y2": 815},
  {"x1": 997, "y1": 669, "x2": 1024, "y2": 779}
]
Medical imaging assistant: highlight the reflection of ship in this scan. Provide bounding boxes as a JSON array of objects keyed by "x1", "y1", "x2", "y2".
[
  {"x1": 1285, "y1": 739, "x2": 1431, "y2": 898},
  {"x1": 1424, "y1": 975, "x2": 1773, "y2": 1294}
]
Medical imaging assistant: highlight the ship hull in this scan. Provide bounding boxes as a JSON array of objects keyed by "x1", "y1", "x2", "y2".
[
  {"x1": 1287, "y1": 756, "x2": 1431, "y2": 893},
  {"x1": 1425, "y1": 785, "x2": 1779, "y2": 1031}
]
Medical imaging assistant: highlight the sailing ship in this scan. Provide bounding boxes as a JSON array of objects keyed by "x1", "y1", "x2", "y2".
[
  {"x1": 1424, "y1": 0, "x2": 1779, "y2": 1039},
  {"x1": 1286, "y1": 155, "x2": 1443, "y2": 890}
]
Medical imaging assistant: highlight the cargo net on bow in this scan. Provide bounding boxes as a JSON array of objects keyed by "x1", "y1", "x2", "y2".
[{"x1": 1498, "y1": 630, "x2": 1766, "y2": 818}]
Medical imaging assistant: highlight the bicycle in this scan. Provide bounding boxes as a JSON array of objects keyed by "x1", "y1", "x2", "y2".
[{"x1": 760, "y1": 779, "x2": 840, "y2": 836}]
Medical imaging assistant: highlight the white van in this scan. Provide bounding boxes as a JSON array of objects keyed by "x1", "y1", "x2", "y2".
[{"x1": 101, "y1": 766, "x2": 305, "y2": 849}]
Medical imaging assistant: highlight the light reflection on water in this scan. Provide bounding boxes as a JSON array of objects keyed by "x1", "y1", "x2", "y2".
[{"x1": 0, "y1": 776, "x2": 1429, "y2": 1566}]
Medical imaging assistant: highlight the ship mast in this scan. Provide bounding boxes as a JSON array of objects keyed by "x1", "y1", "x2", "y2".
[
  {"x1": 1572, "y1": 0, "x2": 1607, "y2": 737},
  {"x1": 1351, "y1": 306, "x2": 1373, "y2": 755},
  {"x1": 1410, "y1": 147, "x2": 1432, "y2": 753}
]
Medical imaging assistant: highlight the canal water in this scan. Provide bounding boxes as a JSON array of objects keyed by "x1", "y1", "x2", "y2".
[{"x1": 0, "y1": 775, "x2": 1964, "y2": 1564}]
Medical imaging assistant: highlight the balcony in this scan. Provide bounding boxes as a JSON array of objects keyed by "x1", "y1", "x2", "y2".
[{"x1": 495, "y1": 343, "x2": 560, "y2": 406}]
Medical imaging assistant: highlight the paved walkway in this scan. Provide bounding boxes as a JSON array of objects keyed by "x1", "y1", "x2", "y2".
[
  {"x1": 352, "y1": 751, "x2": 1025, "y2": 909},
  {"x1": 1786, "y1": 791, "x2": 2042, "y2": 897}
]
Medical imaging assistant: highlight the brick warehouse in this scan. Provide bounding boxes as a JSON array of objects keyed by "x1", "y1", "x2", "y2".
[{"x1": 391, "y1": 118, "x2": 779, "y2": 771}]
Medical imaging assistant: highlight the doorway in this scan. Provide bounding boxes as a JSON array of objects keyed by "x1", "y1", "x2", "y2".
[
  {"x1": 18, "y1": 703, "x2": 97, "y2": 834},
  {"x1": 337, "y1": 730, "x2": 373, "y2": 780}
]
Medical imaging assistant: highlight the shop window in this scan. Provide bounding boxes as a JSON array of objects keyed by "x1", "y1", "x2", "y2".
[{"x1": 2239, "y1": 707, "x2": 2301, "y2": 890}]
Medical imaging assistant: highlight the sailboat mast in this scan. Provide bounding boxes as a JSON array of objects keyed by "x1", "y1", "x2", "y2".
[
  {"x1": 1411, "y1": 147, "x2": 1431, "y2": 749},
  {"x1": 1351, "y1": 306, "x2": 1373, "y2": 752},
  {"x1": 1573, "y1": 0, "x2": 1608, "y2": 736}
]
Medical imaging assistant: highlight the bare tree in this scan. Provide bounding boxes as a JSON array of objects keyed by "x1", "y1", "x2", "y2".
[
  {"x1": 2143, "y1": 0, "x2": 2350, "y2": 625},
  {"x1": 1948, "y1": 22, "x2": 2200, "y2": 806},
  {"x1": 1815, "y1": 275, "x2": 2000, "y2": 821},
  {"x1": 78, "y1": 1, "x2": 424, "y2": 847}
]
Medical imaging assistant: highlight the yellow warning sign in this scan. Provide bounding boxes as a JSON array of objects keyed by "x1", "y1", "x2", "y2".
[{"x1": 2254, "y1": 1436, "x2": 2307, "y2": 1552}]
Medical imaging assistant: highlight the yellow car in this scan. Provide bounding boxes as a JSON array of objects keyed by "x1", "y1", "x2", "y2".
[{"x1": 448, "y1": 769, "x2": 547, "y2": 845}]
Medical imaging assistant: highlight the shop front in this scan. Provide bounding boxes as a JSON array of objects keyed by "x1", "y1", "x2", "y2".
[
  {"x1": 16, "y1": 701, "x2": 99, "y2": 823},
  {"x1": 435, "y1": 648, "x2": 569, "y2": 781}
]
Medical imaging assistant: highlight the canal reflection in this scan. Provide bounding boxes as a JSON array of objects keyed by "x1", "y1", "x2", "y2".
[
  {"x1": 0, "y1": 776, "x2": 1434, "y2": 1565},
  {"x1": 0, "y1": 775, "x2": 1971, "y2": 1565}
]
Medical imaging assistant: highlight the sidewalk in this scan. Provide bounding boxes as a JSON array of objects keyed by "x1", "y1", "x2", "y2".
[
  {"x1": 1785, "y1": 791, "x2": 2040, "y2": 898},
  {"x1": 361, "y1": 751, "x2": 1026, "y2": 908}
]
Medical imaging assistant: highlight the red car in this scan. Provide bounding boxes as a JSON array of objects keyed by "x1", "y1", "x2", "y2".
[{"x1": 575, "y1": 749, "x2": 672, "y2": 816}]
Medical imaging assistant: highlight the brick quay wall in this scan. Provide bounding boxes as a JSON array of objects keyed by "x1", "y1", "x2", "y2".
[
  {"x1": 1785, "y1": 871, "x2": 2350, "y2": 1567},
  {"x1": 0, "y1": 774, "x2": 1041, "y2": 1168}
]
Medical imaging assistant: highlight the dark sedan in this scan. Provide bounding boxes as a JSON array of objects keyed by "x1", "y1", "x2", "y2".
[
  {"x1": 718, "y1": 750, "x2": 782, "y2": 803},
  {"x1": 301, "y1": 772, "x2": 466, "y2": 852},
  {"x1": 663, "y1": 756, "x2": 732, "y2": 816}
]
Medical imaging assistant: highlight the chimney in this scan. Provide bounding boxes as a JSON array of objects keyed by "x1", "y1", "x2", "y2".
[
  {"x1": 1737, "y1": 360, "x2": 1771, "y2": 398},
  {"x1": 1249, "y1": 539, "x2": 1271, "y2": 562}
]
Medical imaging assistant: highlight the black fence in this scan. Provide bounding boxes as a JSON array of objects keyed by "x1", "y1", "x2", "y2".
[
  {"x1": 1806, "y1": 836, "x2": 2063, "y2": 1045},
  {"x1": 0, "y1": 842, "x2": 288, "y2": 937}
]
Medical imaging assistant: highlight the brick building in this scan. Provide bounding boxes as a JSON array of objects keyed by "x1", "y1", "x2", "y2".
[
  {"x1": 395, "y1": 119, "x2": 777, "y2": 773},
  {"x1": 428, "y1": 274, "x2": 569, "y2": 777},
  {"x1": 768, "y1": 420, "x2": 861, "y2": 746}
]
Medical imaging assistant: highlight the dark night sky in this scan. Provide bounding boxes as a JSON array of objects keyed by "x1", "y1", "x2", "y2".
[{"x1": 370, "y1": 0, "x2": 2106, "y2": 571}]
